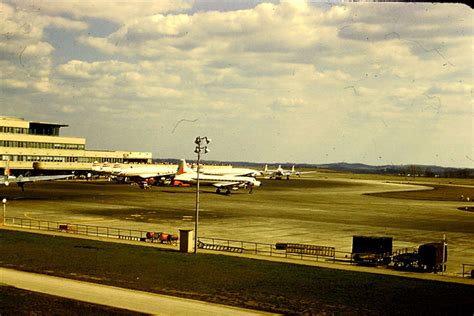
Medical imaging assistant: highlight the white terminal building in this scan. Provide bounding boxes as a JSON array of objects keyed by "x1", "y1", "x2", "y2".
[{"x1": 0, "y1": 116, "x2": 152, "y2": 174}]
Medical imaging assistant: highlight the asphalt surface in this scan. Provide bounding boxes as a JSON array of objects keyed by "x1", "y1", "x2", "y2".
[
  {"x1": 1, "y1": 175, "x2": 473, "y2": 274},
  {"x1": 0, "y1": 268, "x2": 274, "y2": 315}
]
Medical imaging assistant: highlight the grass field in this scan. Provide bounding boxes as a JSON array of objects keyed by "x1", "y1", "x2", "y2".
[{"x1": 1, "y1": 229, "x2": 473, "y2": 315}]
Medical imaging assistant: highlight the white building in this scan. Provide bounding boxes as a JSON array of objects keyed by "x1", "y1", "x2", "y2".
[{"x1": 0, "y1": 116, "x2": 152, "y2": 174}]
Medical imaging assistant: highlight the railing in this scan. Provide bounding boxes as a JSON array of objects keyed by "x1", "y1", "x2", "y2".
[
  {"x1": 4, "y1": 217, "x2": 177, "y2": 246},
  {"x1": 197, "y1": 237, "x2": 343, "y2": 263}
]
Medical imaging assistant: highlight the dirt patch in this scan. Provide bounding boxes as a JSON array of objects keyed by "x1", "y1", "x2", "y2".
[{"x1": 458, "y1": 206, "x2": 474, "y2": 213}]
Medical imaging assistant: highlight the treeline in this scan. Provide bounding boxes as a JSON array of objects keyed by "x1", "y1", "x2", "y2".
[{"x1": 397, "y1": 165, "x2": 474, "y2": 178}]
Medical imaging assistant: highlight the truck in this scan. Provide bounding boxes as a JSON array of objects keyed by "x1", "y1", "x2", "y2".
[
  {"x1": 392, "y1": 242, "x2": 447, "y2": 272},
  {"x1": 418, "y1": 242, "x2": 447, "y2": 272},
  {"x1": 352, "y1": 236, "x2": 393, "y2": 265}
]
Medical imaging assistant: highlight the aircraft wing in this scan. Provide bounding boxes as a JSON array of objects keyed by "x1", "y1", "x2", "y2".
[
  {"x1": 212, "y1": 182, "x2": 242, "y2": 188},
  {"x1": 295, "y1": 171, "x2": 317, "y2": 175},
  {"x1": 263, "y1": 170, "x2": 276, "y2": 176},
  {"x1": 137, "y1": 172, "x2": 175, "y2": 179},
  {"x1": 2, "y1": 174, "x2": 73, "y2": 184}
]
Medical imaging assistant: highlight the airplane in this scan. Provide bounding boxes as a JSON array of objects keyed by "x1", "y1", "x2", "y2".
[
  {"x1": 92, "y1": 161, "x2": 115, "y2": 174},
  {"x1": 1, "y1": 160, "x2": 73, "y2": 191},
  {"x1": 262, "y1": 164, "x2": 315, "y2": 180},
  {"x1": 114, "y1": 164, "x2": 177, "y2": 189},
  {"x1": 173, "y1": 159, "x2": 261, "y2": 194},
  {"x1": 193, "y1": 165, "x2": 262, "y2": 177}
]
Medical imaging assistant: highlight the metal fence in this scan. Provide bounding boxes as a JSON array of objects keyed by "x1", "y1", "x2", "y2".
[
  {"x1": 4, "y1": 216, "x2": 177, "y2": 246},
  {"x1": 197, "y1": 237, "x2": 346, "y2": 263}
]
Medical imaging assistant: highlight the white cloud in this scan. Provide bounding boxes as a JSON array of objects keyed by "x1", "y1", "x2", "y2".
[{"x1": 7, "y1": 0, "x2": 193, "y2": 23}]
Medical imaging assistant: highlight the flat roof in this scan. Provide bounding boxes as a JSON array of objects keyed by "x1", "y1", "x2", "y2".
[
  {"x1": 0, "y1": 116, "x2": 68, "y2": 128},
  {"x1": 30, "y1": 121, "x2": 69, "y2": 128}
]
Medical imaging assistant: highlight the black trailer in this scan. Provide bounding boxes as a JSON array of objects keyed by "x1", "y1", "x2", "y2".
[{"x1": 352, "y1": 236, "x2": 393, "y2": 265}]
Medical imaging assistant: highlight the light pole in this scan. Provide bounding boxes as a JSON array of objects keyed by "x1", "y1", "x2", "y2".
[
  {"x1": 194, "y1": 136, "x2": 211, "y2": 254},
  {"x1": 2, "y1": 198, "x2": 7, "y2": 225}
]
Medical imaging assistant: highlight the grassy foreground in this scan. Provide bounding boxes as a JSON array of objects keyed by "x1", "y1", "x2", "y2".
[{"x1": 1, "y1": 229, "x2": 473, "y2": 315}]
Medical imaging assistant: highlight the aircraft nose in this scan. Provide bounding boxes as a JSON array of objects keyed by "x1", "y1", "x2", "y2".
[{"x1": 253, "y1": 180, "x2": 261, "y2": 187}]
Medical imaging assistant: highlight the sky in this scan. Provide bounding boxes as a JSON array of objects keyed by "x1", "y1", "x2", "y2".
[{"x1": 0, "y1": 1, "x2": 472, "y2": 168}]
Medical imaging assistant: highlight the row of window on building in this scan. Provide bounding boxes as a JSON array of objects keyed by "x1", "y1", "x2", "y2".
[
  {"x1": 0, "y1": 140, "x2": 85, "y2": 150},
  {"x1": 1, "y1": 155, "x2": 123, "y2": 163},
  {"x1": 0, "y1": 127, "x2": 29, "y2": 134},
  {"x1": 0, "y1": 126, "x2": 60, "y2": 136}
]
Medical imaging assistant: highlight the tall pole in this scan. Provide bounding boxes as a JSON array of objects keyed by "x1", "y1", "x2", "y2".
[
  {"x1": 194, "y1": 150, "x2": 200, "y2": 254},
  {"x1": 442, "y1": 234, "x2": 447, "y2": 274},
  {"x1": 193, "y1": 136, "x2": 210, "y2": 254}
]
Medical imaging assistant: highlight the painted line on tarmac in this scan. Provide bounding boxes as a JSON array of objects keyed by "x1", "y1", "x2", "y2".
[{"x1": 23, "y1": 212, "x2": 37, "y2": 220}]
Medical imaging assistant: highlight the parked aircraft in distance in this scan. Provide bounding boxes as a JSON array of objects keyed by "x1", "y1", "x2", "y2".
[
  {"x1": 193, "y1": 165, "x2": 262, "y2": 177},
  {"x1": 1, "y1": 161, "x2": 73, "y2": 191},
  {"x1": 115, "y1": 164, "x2": 177, "y2": 189},
  {"x1": 174, "y1": 160, "x2": 261, "y2": 194},
  {"x1": 263, "y1": 164, "x2": 315, "y2": 180}
]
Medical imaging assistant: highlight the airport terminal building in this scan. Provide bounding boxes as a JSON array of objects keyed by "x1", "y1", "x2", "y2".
[{"x1": 0, "y1": 116, "x2": 152, "y2": 174}]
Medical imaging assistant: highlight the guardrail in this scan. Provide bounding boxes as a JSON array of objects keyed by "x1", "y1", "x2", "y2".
[{"x1": 4, "y1": 217, "x2": 177, "y2": 246}]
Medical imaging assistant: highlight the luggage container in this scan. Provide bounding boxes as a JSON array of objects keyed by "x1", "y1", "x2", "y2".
[{"x1": 352, "y1": 236, "x2": 393, "y2": 265}]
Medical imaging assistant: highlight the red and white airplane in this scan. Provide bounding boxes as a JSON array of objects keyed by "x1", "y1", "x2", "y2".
[
  {"x1": 174, "y1": 159, "x2": 261, "y2": 194},
  {"x1": 193, "y1": 165, "x2": 262, "y2": 178}
]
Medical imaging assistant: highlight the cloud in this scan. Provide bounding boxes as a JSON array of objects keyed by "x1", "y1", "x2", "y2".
[{"x1": 7, "y1": 0, "x2": 193, "y2": 23}]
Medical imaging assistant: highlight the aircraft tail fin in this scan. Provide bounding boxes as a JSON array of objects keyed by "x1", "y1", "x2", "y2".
[
  {"x1": 264, "y1": 165, "x2": 268, "y2": 172},
  {"x1": 291, "y1": 166, "x2": 295, "y2": 173},
  {"x1": 177, "y1": 159, "x2": 194, "y2": 175},
  {"x1": 4, "y1": 160, "x2": 10, "y2": 177}
]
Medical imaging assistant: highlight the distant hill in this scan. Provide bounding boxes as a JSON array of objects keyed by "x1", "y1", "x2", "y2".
[{"x1": 154, "y1": 158, "x2": 473, "y2": 178}]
